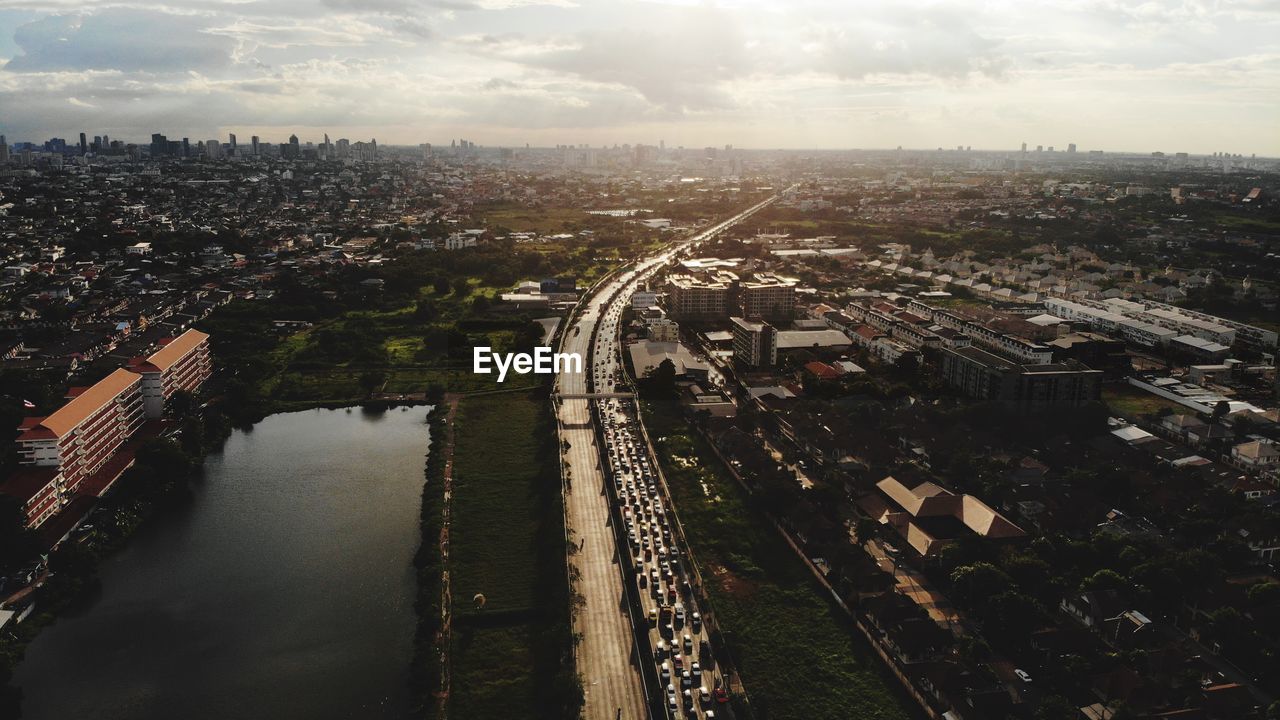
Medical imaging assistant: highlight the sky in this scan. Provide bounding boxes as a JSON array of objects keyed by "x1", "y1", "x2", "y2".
[{"x1": 0, "y1": 0, "x2": 1277, "y2": 154}]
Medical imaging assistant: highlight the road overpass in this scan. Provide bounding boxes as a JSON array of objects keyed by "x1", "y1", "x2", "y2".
[{"x1": 554, "y1": 192, "x2": 781, "y2": 720}]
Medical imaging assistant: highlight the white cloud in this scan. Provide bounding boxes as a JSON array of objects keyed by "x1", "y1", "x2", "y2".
[{"x1": 0, "y1": 0, "x2": 1273, "y2": 154}]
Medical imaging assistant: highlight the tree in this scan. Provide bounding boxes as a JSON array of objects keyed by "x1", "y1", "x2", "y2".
[
  {"x1": 950, "y1": 562, "x2": 1013, "y2": 607},
  {"x1": 854, "y1": 517, "x2": 880, "y2": 544},
  {"x1": 0, "y1": 495, "x2": 40, "y2": 573},
  {"x1": 642, "y1": 359, "x2": 677, "y2": 398},
  {"x1": 359, "y1": 371, "x2": 387, "y2": 397},
  {"x1": 1213, "y1": 400, "x2": 1230, "y2": 422},
  {"x1": 167, "y1": 389, "x2": 197, "y2": 418},
  {"x1": 413, "y1": 299, "x2": 439, "y2": 322},
  {"x1": 1035, "y1": 695, "x2": 1079, "y2": 720},
  {"x1": 1082, "y1": 568, "x2": 1127, "y2": 596},
  {"x1": 432, "y1": 276, "x2": 451, "y2": 295},
  {"x1": 452, "y1": 276, "x2": 473, "y2": 297}
]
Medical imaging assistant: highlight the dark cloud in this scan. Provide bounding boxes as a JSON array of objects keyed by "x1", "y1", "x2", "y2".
[{"x1": 5, "y1": 10, "x2": 235, "y2": 73}]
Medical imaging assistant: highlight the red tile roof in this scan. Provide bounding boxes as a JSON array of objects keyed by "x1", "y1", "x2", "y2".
[
  {"x1": 18, "y1": 368, "x2": 140, "y2": 441},
  {"x1": 135, "y1": 329, "x2": 209, "y2": 374}
]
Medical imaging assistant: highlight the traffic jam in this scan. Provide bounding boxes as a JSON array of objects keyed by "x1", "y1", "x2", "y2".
[{"x1": 588, "y1": 295, "x2": 729, "y2": 720}]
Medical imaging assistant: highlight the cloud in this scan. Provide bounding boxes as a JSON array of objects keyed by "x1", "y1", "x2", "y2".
[
  {"x1": 484, "y1": 3, "x2": 753, "y2": 112},
  {"x1": 5, "y1": 10, "x2": 234, "y2": 73},
  {"x1": 0, "y1": 0, "x2": 1274, "y2": 153}
]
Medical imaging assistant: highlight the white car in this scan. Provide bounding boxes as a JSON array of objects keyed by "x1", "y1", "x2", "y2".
[{"x1": 1014, "y1": 669, "x2": 1032, "y2": 683}]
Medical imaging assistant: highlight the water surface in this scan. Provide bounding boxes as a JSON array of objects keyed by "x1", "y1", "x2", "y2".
[{"x1": 13, "y1": 407, "x2": 431, "y2": 720}]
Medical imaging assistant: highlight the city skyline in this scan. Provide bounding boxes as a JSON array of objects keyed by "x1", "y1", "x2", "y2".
[{"x1": 0, "y1": 0, "x2": 1277, "y2": 155}]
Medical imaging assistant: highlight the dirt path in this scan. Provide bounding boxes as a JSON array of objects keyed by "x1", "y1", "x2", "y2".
[{"x1": 434, "y1": 394, "x2": 462, "y2": 717}]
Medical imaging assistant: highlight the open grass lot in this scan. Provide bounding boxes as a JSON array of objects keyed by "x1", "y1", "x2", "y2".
[
  {"x1": 450, "y1": 392, "x2": 550, "y2": 616},
  {"x1": 643, "y1": 399, "x2": 912, "y2": 720},
  {"x1": 1103, "y1": 384, "x2": 1185, "y2": 418},
  {"x1": 447, "y1": 390, "x2": 578, "y2": 720}
]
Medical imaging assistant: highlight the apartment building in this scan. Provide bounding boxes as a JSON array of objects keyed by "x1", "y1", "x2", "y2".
[
  {"x1": 130, "y1": 329, "x2": 213, "y2": 417},
  {"x1": 667, "y1": 270, "x2": 796, "y2": 322},
  {"x1": 5, "y1": 330, "x2": 214, "y2": 529},
  {"x1": 731, "y1": 316, "x2": 778, "y2": 368},
  {"x1": 906, "y1": 300, "x2": 1052, "y2": 364},
  {"x1": 940, "y1": 346, "x2": 1103, "y2": 413},
  {"x1": 666, "y1": 274, "x2": 730, "y2": 320},
  {"x1": 738, "y1": 274, "x2": 796, "y2": 321},
  {"x1": 12, "y1": 368, "x2": 145, "y2": 526}
]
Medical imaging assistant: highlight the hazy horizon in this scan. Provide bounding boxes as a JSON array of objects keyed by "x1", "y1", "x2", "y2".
[{"x1": 0, "y1": 0, "x2": 1277, "y2": 155}]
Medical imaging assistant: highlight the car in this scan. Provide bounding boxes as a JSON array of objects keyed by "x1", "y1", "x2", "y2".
[
  {"x1": 1014, "y1": 669, "x2": 1032, "y2": 683},
  {"x1": 714, "y1": 687, "x2": 729, "y2": 703},
  {"x1": 682, "y1": 689, "x2": 694, "y2": 710},
  {"x1": 691, "y1": 662, "x2": 701, "y2": 679},
  {"x1": 681, "y1": 670, "x2": 693, "y2": 689},
  {"x1": 698, "y1": 687, "x2": 711, "y2": 705},
  {"x1": 660, "y1": 662, "x2": 671, "y2": 681},
  {"x1": 672, "y1": 653, "x2": 684, "y2": 669},
  {"x1": 648, "y1": 608, "x2": 658, "y2": 626},
  {"x1": 654, "y1": 641, "x2": 668, "y2": 660},
  {"x1": 691, "y1": 611, "x2": 702, "y2": 632},
  {"x1": 683, "y1": 634, "x2": 694, "y2": 653}
]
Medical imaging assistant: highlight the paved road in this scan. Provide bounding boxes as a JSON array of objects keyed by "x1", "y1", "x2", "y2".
[{"x1": 557, "y1": 195, "x2": 782, "y2": 720}]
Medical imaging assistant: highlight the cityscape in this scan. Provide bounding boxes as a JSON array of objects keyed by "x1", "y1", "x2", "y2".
[{"x1": 1, "y1": 2, "x2": 1279, "y2": 720}]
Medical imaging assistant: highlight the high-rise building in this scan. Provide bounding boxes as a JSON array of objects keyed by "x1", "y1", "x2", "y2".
[
  {"x1": 251, "y1": 135, "x2": 260, "y2": 156},
  {"x1": 79, "y1": 133, "x2": 88, "y2": 155},
  {"x1": 287, "y1": 134, "x2": 300, "y2": 159},
  {"x1": 0, "y1": 135, "x2": 8, "y2": 164},
  {"x1": 731, "y1": 316, "x2": 777, "y2": 369},
  {"x1": 1067, "y1": 143, "x2": 1077, "y2": 153},
  {"x1": 182, "y1": 138, "x2": 190, "y2": 158},
  {"x1": 228, "y1": 133, "x2": 237, "y2": 156},
  {"x1": 205, "y1": 139, "x2": 222, "y2": 160},
  {"x1": 1020, "y1": 142, "x2": 1027, "y2": 152},
  {"x1": 150, "y1": 133, "x2": 167, "y2": 157}
]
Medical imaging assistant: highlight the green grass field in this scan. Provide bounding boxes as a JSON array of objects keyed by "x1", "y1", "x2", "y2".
[
  {"x1": 644, "y1": 399, "x2": 912, "y2": 720},
  {"x1": 1103, "y1": 385, "x2": 1184, "y2": 418},
  {"x1": 447, "y1": 391, "x2": 579, "y2": 720}
]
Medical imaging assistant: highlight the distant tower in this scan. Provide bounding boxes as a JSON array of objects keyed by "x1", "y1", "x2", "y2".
[
  {"x1": 1067, "y1": 143, "x2": 1077, "y2": 153},
  {"x1": 79, "y1": 132, "x2": 88, "y2": 155},
  {"x1": 1020, "y1": 142, "x2": 1027, "y2": 153},
  {"x1": 229, "y1": 133, "x2": 237, "y2": 152},
  {"x1": 251, "y1": 135, "x2": 260, "y2": 156}
]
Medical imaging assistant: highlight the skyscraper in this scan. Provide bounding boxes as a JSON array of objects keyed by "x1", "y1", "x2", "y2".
[
  {"x1": 251, "y1": 135, "x2": 260, "y2": 156},
  {"x1": 0, "y1": 135, "x2": 8, "y2": 164},
  {"x1": 79, "y1": 133, "x2": 88, "y2": 155},
  {"x1": 287, "y1": 134, "x2": 300, "y2": 159},
  {"x1": 1067, "y1": 143, "x2": 1077, "y2": 153},
  {"x1": 229, "y1": 133, "x2": 237, "y2": 155}
]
